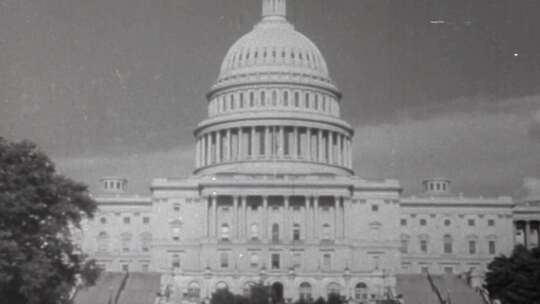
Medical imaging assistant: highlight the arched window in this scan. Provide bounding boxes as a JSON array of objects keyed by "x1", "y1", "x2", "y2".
[
  {"x1": 283, "y1": 91, "x2": 289, "y2": 106},
  {"x1": 97, "y1": 232, "x2": 109, "y2": 252},
  {"x1": 322, "y1": 223, "x2": 331, "y2": 240},
  {"x1": 243, "y1": 282, "x2": 256, "y2": 297},
  {"x1": 272, "y1": 90, "x2": 277, "y2": 106},
  {"x1": 299, "y1": 282, "x2": 312, "y2": 300},
  {"x1": 260, "y1": 91, "x2": 266, "y2": 106},
  {"x1": 327, "y1": 282, "x2": 341, "y2": 296},
  {"x1": 272, "y1": 223, "x2": 280, "y2": 243},
  {"x1": 305, "y1": 93, "x2": 310, "y2": 108},
  {"x1": 443, "y1": 234, "x2": 453, "y2": 254},
  {"x1": 355, "y1": 283, "x2": 368, "y2": 300},
  {"x1": 250, "y1": 92, "x2": 255, "y2": 107},
  {"x1": 221, "y1": 223, "x2": 230, "y2": 241},
  {"x1": 294, "y1": 92, "x2": 300, "y2": 107},
  {"x1": 121, "y1": 232, "x2": 132, "y2": 253},
  {"x1": 240, "y1": 93, "x2": 244, "y2": 108},
  {"x1": 293, "y1": 223, "x2": 301, "y2": 241},
  {"x1": 187, "y1": 282, "x2": 201, "y2": 300},
  {"x1": 250, "y1": 223, "x2": 259, "y2": 240},
  {"x1": 216, "y1": 281, "x2": 229, "y2": 290}
]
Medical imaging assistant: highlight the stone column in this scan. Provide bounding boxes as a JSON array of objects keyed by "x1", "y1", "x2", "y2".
[
  {"x1": 279, "y1": 127, "x2": 285, "y2": 157},
  {"x1": 314, "y1": 196, "x2": 319, "y2": 241},
  {"x1": 216, "y1": 131, "x2": 222, "y2": 163},
  {"x1": 233, "y1": 196, "x2": 239, "y2": 240},
  {"x1": 292, "y1": 127, "x2": 298, "y2": 159},
  {"x1": 238, "y1": 128, "x2": 243, "y2": 161},
  {"x1": 251, "y1": 127, "x2": 256, "y2": 158},
  {"x1": 328, "y1": 132, "x2": 334, "y2": 164},
  {"x1": 206, "y1": 133, "x2": 212, "y2": 165},
  {"x1": 284, "y1": 196, "x2": 290, "y2": 242},
  {"x1": 344, "y1": 197, "x2": 351, "y2": 240},
  {"x1": 338, "y1": 134, "x2": 343, "y2": 166},
  {"x1": 242, "y1": 196, "x2": 248, "y2": 240},
  {"x1": 203, "y1": 196, "x2": 209, "y2": 238},
  {"x1": 262, "y1": 196, "x2": 269, "y2": 241},
  {"x1": 334, "y1": 196, "x2": 339, "y2": 239},
  {"x1": 265, "y1": 126, "x2": 271, "y2": 158},
  {"x1": 306, "y1": 128, "x2": 311, "y2": 161},
  {"x1": 318, "y1": 129, "x2": 324, "y2": 162},
  {"x1": 226, "y1": 129, "x2": 232, "y2": 161}
]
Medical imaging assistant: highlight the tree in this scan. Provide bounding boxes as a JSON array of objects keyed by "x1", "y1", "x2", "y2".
[
  {"x1": 0, "y1": 138, "x2": 98, "y2": 304},
  {"x1": 210, "y1": 288, "x2": 236, "y2": 304},
  {"x1": 484, "y1": 245, "x2": 540, "y2": 304}
]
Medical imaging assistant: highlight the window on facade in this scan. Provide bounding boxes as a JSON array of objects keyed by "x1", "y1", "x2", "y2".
[
  {"x1": 272, "y1": 223, "x2": 280, "y2": 243},
  {"x1": 250, "y1": 253, "x2": 259, "y2": 268},
  {"x1": 420, "y1": 240, "x2": 428, "y2": 254},
  {"x1": 468, "y1": 219, "x2": 476, "y2": 226},
  {"x1": 420, "y1": 219, "x2": 427, "y2": 226},
  {"x1": 489, "y1": 240, "x2": 496, "y2": 254},
  {"x1": 371, "y1": 205, "x2": 379, "y2": 212},
  {"x1": 355, "y1": 283, "x2": 368, "y2": 300},
  {"x1": 293, "y1": 223, "x2": 301, "y2": 241},
  {"x1": 97, "y1": 232, "x2": 109, "y2": 252},
  {"x1": 143, "y1": 217, "x2": 150, "y2": 224},
  {"x1": 121, "y1": 233, "x2": 132, "y2": 253},
  {"x1": 283, "y1": 91, "x2": 289, "y2": 106},
  {"x1": 271, "y1": 253, "x2": 280, "y2": 269},
  {"x1": 187, "y1": 282, "x2": 201, "y2": 300},
  {"x1": 250, "y1": 223, "x2": 259, "y2": 240},
  {"x1": 140, "y1": 232, "x2": 151, "y2": 252},
  {"x1": 250, "y1": 92, "x2": 255, "y2": 107},
  {"x1": 327, "y1": 283, "x2": 341, "y2": 296},
  {"x1": 221, "y1": 224, "x2": 230, "y2": 241},
  {"x1": 469, "y1": 240, "x2": 477, "y2": 254},
  {"x1": 220, "y1": 252, "x2": 229, "y2": 268},
  {"x1": 100, "y1": 217, "x2": 107, "y2": 224},
  {"x1": 216, "y1": 281, "x2": 229, "y2": 290},
  {"x1": 122, "y1": 264, "x2": 129, "y2": 272},
  {"x1": 443, "y1": 235, "x2": 453, "y2": 254},
  {"x1": 421, "y1": 266, "x2": 429, "y2": 274},
  {"x1": 292, "y1": 252, "x2": 302, "y2": 269},
  {"x1": 400, "y1": 219, "x2": 407, "y2": 226},
  {"x1": 260, "y1": 91, "x2": 266, "y2": 106},
  {"x1": 323, "y1": 254, "x2": 332, "y2": 270},
  {"x1": 299, "y1": 282, "x2": 312, "y2": 300},
  {"x1": 294, "y1": 92, "x2": 300, "y2": 107},
  {"x1": 488, "y1": 219, "x2": 495, "y2": 226},
  {"x1": 400, "y1": 237, "x2": 409, "y2": 254},
  {"x1": 444, "y1": 219, "x2": 451, "y2": 226},
  {"x1": 142, "y1": 264, "x2": 149, "y2": 272},
  {"x1": 444, "y1": 267, "x2": 453, "y2": 274},
  {"x1": 172, "y1": 254, "x2": 180, "y2": 268},
  {"x1": 173, "y1": 204, "x2": 180, "y2": 212},
  {"x1": 272, "y1": 91, "x2": 277, "y2": 106},
  {"x1": 123, "y1": 217, "x2": 131, "y2": 224},
  {"x1": 322, "y1": 223, "x2": 332, "y2": 240}
]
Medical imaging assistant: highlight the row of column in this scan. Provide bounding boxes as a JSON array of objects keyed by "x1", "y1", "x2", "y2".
[
  {"x1": 196, "y1": 126, "x2": 352, "y2": 169},
  {"x1": 514, "y1": 220, "x2": 540, "y2": 248},
  {"x1": 203, "y1": 195, "x2": 352, "y2": 243}
]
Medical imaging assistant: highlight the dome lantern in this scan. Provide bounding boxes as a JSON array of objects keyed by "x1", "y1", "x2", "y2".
[{"x1": 262, "y1": 0, "x2": 287, "y2": 20}]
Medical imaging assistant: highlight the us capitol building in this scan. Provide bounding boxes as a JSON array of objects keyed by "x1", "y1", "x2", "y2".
[{"x1": 75, "y1": 0, "x2": 540, "y2": 303}]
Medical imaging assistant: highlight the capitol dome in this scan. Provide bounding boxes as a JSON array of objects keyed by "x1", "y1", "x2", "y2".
[
  {"x1": 211, "y1": 0, "x2": 338, "y2": 95},
  {"x1": 194, "y1": 0, "x2": 354, "y2": 177}
]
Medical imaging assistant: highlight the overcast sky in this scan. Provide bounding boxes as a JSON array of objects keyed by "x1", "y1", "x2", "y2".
[{"x1": 1, "y1": 0, "x2": 539, "y2": 197}]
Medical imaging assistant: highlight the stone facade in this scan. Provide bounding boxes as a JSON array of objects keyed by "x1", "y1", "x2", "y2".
[{"x1": 74, "y1": 1, "x2": 540, "y2": 303}]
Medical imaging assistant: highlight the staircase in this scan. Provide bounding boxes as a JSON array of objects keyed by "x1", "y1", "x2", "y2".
[{"x1": 396, "y1": 274, "x2": 485, "y2": 304}]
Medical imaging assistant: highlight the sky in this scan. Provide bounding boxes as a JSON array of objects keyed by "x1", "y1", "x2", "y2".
[{"x1": 1, "y1": 0, "x2": 539, "y2": 197}]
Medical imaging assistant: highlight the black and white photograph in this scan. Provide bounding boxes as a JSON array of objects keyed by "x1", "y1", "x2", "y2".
[{"x1": 1, "y1": 0, "x2": 540, "y2": 303}]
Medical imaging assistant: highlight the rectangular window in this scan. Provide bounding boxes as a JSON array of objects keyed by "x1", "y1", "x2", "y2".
[
  {"x1": 143, "y1": 217, "x2": 150, "y2": 224},
  {"x1": 488, "y1": 219, "x2": 495, "y2": 226},
  {"x1": 400, "y1": 219, "x2": 407, "y2": 226},
  {"x1": 123, "y1": 217, "x2": 130, "y2": 224},
  {"x1": 489, "y1": 241, "x2": 496, "y2": 254},
  {"x1": 122, "y1": 264, "x2": 129, "y2": 272},
  {"x1": 468, "y1": 219, "x2": 475, "y2": 226},
  {"x1": 469, "y1": 241, "x2": 477, "y2": 254},
  {"x1": 142, "y1": 264, "x2": 149, "y2": 272},
  {"x1": 420, "y1": 240, "x2": 428, "y2": 253},
  {"x1": 292, "y1": 253, "x2": 302, "y2": 269},
  {"x1": 323, "y1": 254, "x2": 332, "y2": 270},
  {"x1": 371, "y1": 205, "x2": 379, "y2": 212},
  {"x1": 220, "y1": 252, "x2": 229, "y2": 268},
  {"x1": 250, "y1": 253, "x2": 259, "y2": 268},
  {"x1": 421, "y1": 266, "x2": 429, "y2": 274},
  {"x1": 444, "y1": 267, "x2": 453, "y2": 274},
  {"x1": 420, "y1": 219, "x2": 427, "y2": 226},
  {"x1": 400, "y1": 240, "x2": 409, "y2": 254},
  {"x1": 271, "y1": 253, "x2": 280, "y2": 270}
]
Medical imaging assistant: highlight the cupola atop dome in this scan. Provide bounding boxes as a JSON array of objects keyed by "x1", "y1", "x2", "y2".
[{"x1": 262, "y1": 0, "x2": 287, "y2": 19}]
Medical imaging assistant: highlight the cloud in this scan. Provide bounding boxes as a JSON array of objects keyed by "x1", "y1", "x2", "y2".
[
  {"x1": 55, "y1": 144, "x2": 195, "y2": 194},
  {"x1": 352, "y1": 97, "x2": 540, "y2": 196},
  {"x1": 523, "y1": 177, "x2": 540, "y2": 198}
]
